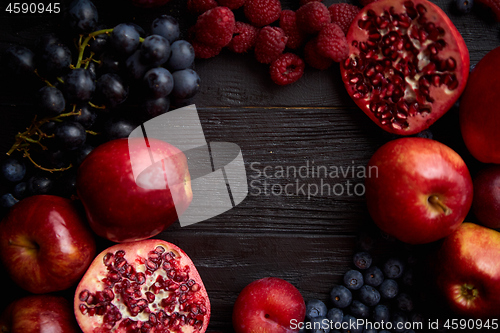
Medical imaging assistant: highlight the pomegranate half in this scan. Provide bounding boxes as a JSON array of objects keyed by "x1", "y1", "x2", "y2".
[
  {"x1": 74, "y1": 239, "x2": 210, "y2": 333},
  {"x1": 340, "y1": 0, "x2": 469, "y2": 135}
]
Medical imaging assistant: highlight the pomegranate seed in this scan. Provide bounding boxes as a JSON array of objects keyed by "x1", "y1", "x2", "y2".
[
  {"x1": 79, "y1": 290, "x2": 90, "y2": 302},
  {"x1": 115, "y1": 258, "x2": 127, "y2": 270},
  {"x1": 391, "y1": 121, "x2": 404, "y2": 130},
  {"x1": 148, "y1": 252, "x2": 160, "y2": 261},
  {"x1": 350, "y1": 75, "x2": 360, "y2": 84},
  {"x1": 358, "y1": 19, "x2": 371, "y2": 30},
  {"x1": 103, "y1": 253, "x2": 114, "y2": 266},
  {"x1": 446, "y1": 57, "x2": 457, "y2": 71},
  {"x1": 404, "y1": 0, "x2": 414, "y2": 8},
  {"x1": 79, "y1": 304, "x2": 88, "y2": 314},
  {"x1": 136, "y1": 272, "x2": 146, "y2": 284},
  {"x1": 103, "y1": 288, "x2": 115, "y2": 301},
  {"x1": 375, "y1": 17, "x2": 389, "y2": 29},
  {"x1": 419, "y1": 76, "x2": 430, "y2": 88},
  {"x1": 399, "y1": 18, "x2": 411, "y2": 28},
  {"x1": 381, "y1": 111, "x2": 392, "y2": 119},
  {"x1": 419, "y1": 29, "x2": 428, "y2": 42},
  {"x1": 447, "y1": 75, "x2": 459, "y2": 90},
  {"x1": 146, "y1": 291, "x2": 155, "y2": 303}
]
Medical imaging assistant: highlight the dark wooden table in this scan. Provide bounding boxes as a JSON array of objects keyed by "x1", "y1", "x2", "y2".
[{"x1": 0, "y1": 0, "x2": 499, "y2": 331}]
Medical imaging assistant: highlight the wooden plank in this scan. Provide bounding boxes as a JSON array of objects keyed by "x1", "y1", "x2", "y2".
[
  {"x1": 152, "y1": 231, "x2": 358, "y2": 330},
  {"x1": 0, "y1": 0, "x2": 498, "y2": 330}
]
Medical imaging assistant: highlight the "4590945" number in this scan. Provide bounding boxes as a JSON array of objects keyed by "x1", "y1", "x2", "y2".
[{"x1": 5, "y1": 3, "x2": 60, "y2": 14}]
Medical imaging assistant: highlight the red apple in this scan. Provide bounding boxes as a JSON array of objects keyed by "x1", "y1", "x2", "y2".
[
  {"x1": 0, "y1": 295, "x2": 80, "y2": 333},
  {"x1": 434, "y1": 222, "x2": 500, "y2": 318},
  {"x1": 460, "y1": 46, "x2": 500, "y2": 163},
  {"x1": 0, "y1": 195, "x2": 96, "y2": 294},
  {"x1": 365, "y1": 137, "x2": 473, "y2": 244},
  {"x1": 76, "y1": 138, "x2": 192, "y2": 243},
  {"x1": 472, "y1": 165, "x2": 500, "y2": 229},
  {"x1": 232, "y1": 277, "x2": 306, "y2": 333}
]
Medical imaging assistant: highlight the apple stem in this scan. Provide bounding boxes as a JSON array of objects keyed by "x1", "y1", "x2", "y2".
[
  {"x1": 461, "y1": 283, "x2": 479, "y2": 300},
  {"x1": 428, "y1": 195, "x2": 452, "y2": 215}
]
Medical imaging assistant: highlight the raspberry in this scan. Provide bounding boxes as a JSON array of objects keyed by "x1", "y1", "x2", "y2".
[
  {"x1": 316, "y1": 23, "x2": 349, "y2": 62},
  {"x1": 187, "y1": 0, "x2": 218, "y2": 15},
  {"x1": 227, "y1": 22, "x2": 260, "y2": 53},
  {"x1": 194, "y1": 6, "x2": 236, "y2": 48},
  {"x1": 244, "y1": 0, "x2": 282, "y2": 27},
  {"x1": 254, "y1": 26, "x2": 288, "y2": 64},
  {"x1": 304, "y1": 38, "x2": 333, "y2": 70},
  {"x1": 328, "y1": 3, "x2": 360, "y2": 35},
  {"x1": 191, "y1": 40, "x2": 223, "y2": 58},
  {"x1": 279, "y1": 10, "x2": 306, "y2": 50},
  {"x1": 218, "y1": 0, "x2": 246, "y2": 10},
  {"x1": 296, "y1": 2, "x2": 331, "y2": 34},
  {"x1": 270, "y1": 53, "x2": 305, "y2": 85}
]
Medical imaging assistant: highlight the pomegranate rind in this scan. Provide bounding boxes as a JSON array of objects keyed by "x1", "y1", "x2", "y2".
[
  {"x1": 459, "y1": 46, "x2": 500, "y2": 164},
  {"x1": 74, "y1": 239, "x2": 210, "y2": 333},
  {"x1": 340, "y1": 0, "x2": 469, "y2": 135}
]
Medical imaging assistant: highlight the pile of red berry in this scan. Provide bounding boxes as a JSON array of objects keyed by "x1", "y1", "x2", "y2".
[{"x1": 186, "y1": 0, "x2": 362, "y2": 85}]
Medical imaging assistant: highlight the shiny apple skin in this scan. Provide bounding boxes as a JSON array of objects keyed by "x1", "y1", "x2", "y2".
[
  {"x1": 232, "y1": 277, "x2": 306, "y2": 333},
  {"x1": 0, "y1": 195, "x2": 96, "y2": 294},
  {"x1": 472, "y1": 165, "x2": 500, "y2": 229},
  {"x1": 460, "y1": 46, "x2": 500, "y2": 164},
  {"x1": 76, "y1": 138, "x2": 192, "y2": 243},
  {"x1": 365, "y1": 137, "x2": 473, "y2": 244},
  {"x1": 0, "y1": 295, "x2": 80, "y2": 333},
  {"x1": 435, "y1": 223, "x2": 500, "y2": 318}
]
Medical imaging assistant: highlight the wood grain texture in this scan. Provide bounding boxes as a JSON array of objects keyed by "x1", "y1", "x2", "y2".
[{"x1": 0, "y1": 0, "x2": 499, "y2": 331}]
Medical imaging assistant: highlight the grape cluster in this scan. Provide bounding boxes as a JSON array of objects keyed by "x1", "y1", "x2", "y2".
[
  {"x1": 301, "y1": 234, "x2": 433, "y2": 333},
  {"x1": 1, "y1": 0, "x2": 200, "y2": 208}
]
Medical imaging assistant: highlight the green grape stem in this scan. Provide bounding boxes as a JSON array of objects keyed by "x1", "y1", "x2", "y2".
[
  {"x1": 6, "y1": 107, "x2": 82, "y2": 172},
  {"x1": 75, "y1": 28, "x2": 113, "y2": 69},
  {"x1": 21, "y1": 148, "x2": 73, "y2": 173}
]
